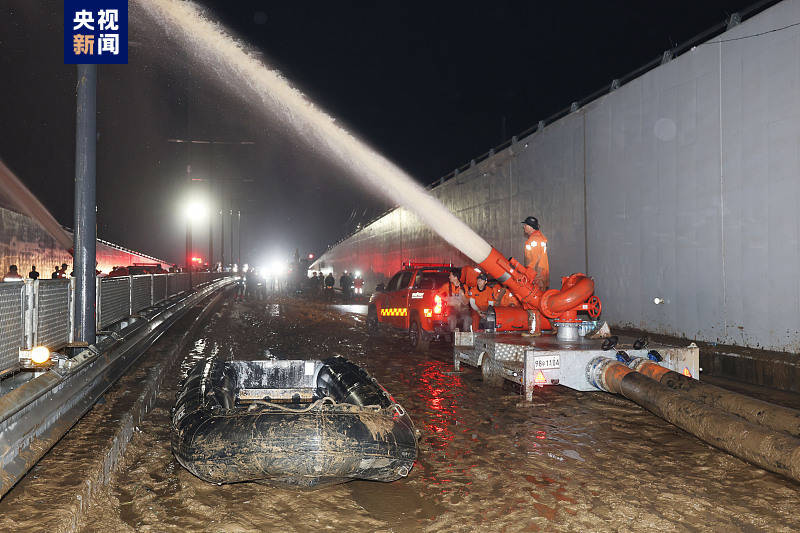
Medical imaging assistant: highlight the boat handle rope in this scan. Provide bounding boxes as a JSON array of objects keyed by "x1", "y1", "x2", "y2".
[{"x1": 251, "y1": 396, "x2": 338, "y2": 413}]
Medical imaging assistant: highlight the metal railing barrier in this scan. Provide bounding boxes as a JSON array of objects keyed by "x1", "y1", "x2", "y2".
[{"x1": 0, "y1": 272, "x2": 236, "y2": 376}]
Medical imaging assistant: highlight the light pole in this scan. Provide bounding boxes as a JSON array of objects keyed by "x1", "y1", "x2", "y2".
[
  {"x1": 167, "y1": 138, "x2": 255, "y2": 272},
  {"x1": 220, "y1": 207, "x2": 224, "y2": 269},
  {"x1": 229, "y1": 208, "x2": 234, "y2": 270},
  {"x1": 74, "y1": 64, "x2": 96, "y2": 345},
  {"x1": 237, "y1": 209, "x2": 242, "y2": 266}
]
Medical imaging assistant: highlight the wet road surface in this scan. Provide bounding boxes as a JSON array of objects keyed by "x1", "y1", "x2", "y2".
[{"x1": 13, "y1": 295, "x2": 800, "y2": 532}]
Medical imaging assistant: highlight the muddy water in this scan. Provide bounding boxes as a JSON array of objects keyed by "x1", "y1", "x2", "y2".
[{"x1": 73, "y1": 296, "x2": 800, "y2": 532}]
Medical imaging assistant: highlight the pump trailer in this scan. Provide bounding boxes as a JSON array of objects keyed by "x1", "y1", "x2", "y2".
[{"x1": 451, "y1": 246, "x2": 699, "y2": 396}]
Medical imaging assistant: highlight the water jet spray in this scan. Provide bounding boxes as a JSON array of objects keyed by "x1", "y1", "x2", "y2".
[
  {"x1": 134, "y1": 0, "x2": 599, "y2": 331},
  {"x1": 135, "y1": 0, "x2": 491, "y2": 263}
]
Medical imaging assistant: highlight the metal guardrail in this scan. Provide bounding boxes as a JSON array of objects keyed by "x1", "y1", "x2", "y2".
[
  {"x1": 0, "y1": 272, "x2": 235, "y2": 376},
  {"x1": 0, "y1": 276, "x2": 235, "y2": 499}
]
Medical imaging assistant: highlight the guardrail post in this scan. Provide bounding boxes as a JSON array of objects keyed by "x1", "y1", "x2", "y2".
[
  {"x1": 24, "y1": 280, "x2": 36, "y2": 349},
  {"x1": 129, "y1": 275, "x2": 134, "y2": 316},
  {"x1": 73, "y1": 64, "x2": 97, "y2": 345},
  {"x1": 69, "y1": 278, "x2": 76, "y2": 344},
  {"x1": 95, "y1": 277, "x2": 102, "y2": 333}
]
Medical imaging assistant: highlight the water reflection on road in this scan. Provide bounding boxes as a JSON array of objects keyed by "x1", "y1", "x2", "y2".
[
  {"x1": 331, "y1": 303, "x2": 368, "y2": 316},
  {"x1": 77, "y1": 296, "x2": 800, "y2": 532}
]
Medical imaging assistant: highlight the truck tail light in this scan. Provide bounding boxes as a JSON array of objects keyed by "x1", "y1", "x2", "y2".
[
  {"x1": 433, "y1": 294, "x2": 442, "y2": 314},
  {"x1": 423, "y1": 309, "x2": 433, "y2": 317}
]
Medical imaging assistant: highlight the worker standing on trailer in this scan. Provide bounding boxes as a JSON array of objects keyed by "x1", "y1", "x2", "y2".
[
  {"x1": 467, "y1": 273, "x2": 494, "y2": 331},
  {"x1": 522, "y1": 216, "x2": 549, "y2": 290}
]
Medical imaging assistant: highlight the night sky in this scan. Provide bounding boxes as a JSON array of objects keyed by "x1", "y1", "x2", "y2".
[{"x1": 0, "y1": 1, "x2": 758, "y2": 265}]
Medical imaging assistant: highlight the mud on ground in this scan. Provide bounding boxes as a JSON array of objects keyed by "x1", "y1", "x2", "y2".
[{"x1": 68, "y1": 295, "x2": 800, "y2": 532}]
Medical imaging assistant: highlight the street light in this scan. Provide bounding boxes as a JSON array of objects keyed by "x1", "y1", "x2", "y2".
[
  {"x1": 183, "y1": 196, "x2": 207, "y2": 286},
  {"x1": 184, "y1": 198, "x2": 208, "y2": 222},
  {"x1": 167, "y1": 138, "x2": 256, "y2": 272},
  {"x1": 271, "y1": 259, "x2": 285, "y2": 277}
]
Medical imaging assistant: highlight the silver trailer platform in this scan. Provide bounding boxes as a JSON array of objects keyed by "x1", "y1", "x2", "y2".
[{"x1": 454, "y1": 332, "x2": 699, "y2": 400}]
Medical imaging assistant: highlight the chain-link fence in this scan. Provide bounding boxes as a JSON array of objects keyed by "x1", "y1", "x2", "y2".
[
  {"x1": 152, "y1": 274, "x2": 167, "y2": 304},
  {"x1": 0, "y1": 273, "x2": 232, "y2": 375},
  {"x1": 0, "y1": 282, "x2": 25, "y2": 373},
  {"x1": 130, "y1": 275, "x2": 152, "y2": 314},
  {"x1": 97, "y1": 277, "x2": 131, "y2": 329},
  {"x1": 167, "y1": 273, "x2": 189, "y2": 297},
  {"x1": 34, "y1": 279, "x2": 71, "y2": 350}
]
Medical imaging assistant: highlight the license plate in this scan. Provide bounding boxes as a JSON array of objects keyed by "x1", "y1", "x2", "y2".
[{"x1": 534, "y1": 355, "x2": 560, "y2": 370}]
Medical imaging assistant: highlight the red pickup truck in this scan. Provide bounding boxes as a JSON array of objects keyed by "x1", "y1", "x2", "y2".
[{"x1": 367, "y1": 263, "x2": 453, "y2": 351}]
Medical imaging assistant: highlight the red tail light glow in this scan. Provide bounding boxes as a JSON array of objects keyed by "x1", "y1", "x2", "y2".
[{"x1": 433, "y1": 294, "x2": 442, "y2": 314}]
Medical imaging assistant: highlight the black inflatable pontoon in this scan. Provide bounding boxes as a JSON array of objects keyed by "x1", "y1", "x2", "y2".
[{"x1": 172, "y1": 356, "x2": 417, "y2": 488}]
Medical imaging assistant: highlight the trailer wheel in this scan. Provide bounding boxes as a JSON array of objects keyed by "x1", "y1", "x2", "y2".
[
  {"x1": 481, "y1": 356, "x2": 505, "y2": 387},
  {"x1": 409, "y1": 318, "x2": 430, "y2": 352}
]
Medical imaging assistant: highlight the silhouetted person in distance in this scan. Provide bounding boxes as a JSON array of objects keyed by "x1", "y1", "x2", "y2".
[
  {"x1": 314, "y1": 272, "x2": 324, "y2": 297},
  {"x1": 51, "y1": 265, "x2": 60, "y2": 279},
  {"x1": 339, "y1": 271, "x2": 352, "y2": 302},
  {"x1": 324, "y1": 272, "x2": 335, "y2": 302},
  {"x1": 308, "y1": 272, "x2": 319, "y2": 298},
  {"x1": 58, "y1": 263, "x2": 68, "y2": 279},
  {"x1": 3, "y1": 265, "x2": 22, "y2": 282},
  {"x1": 28, "y1": 265, "x2": 39, "y2": 280},
  {"x1": 245, "y1": 267, "x2": 256, "y2": 300}
]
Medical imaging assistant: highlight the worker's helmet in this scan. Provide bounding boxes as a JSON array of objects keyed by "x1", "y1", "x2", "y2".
[
  {"x1": 521, "y1": 216, "x2": 539, "y2": 230},
  {"x1": 477, "y1": 272, "x2": 488, "y2": 281}
]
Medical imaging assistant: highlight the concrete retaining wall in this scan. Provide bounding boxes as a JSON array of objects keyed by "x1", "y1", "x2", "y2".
[
  {"x1": 313, "y1": 1, "x2": 800, "y2": 354},
  {"x1": 0, "y1": 206, "x2": 169, "y2": 277}
]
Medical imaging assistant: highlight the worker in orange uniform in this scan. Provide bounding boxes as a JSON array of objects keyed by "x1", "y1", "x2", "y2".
[
  {"x1": 467, "y1": 273, "x2": 495, "y2": 331},
  {"x1": 447, "y1": 268, "x2": 471, "y2": 332},
  {"x1": 353, "y1": 275, "x2": 364, "y2": 296},
  {"x1": 460, "y1": 264, "x2": 481, "y2": 290},
  {"x1": 492, "y1": 283, "x2": 521, "y2": 308},
  {"x1": 522, "y1": 216, "x2": 549, "y2": 291}
]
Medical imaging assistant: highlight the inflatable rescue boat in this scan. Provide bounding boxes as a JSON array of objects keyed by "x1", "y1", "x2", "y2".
[{"x1": 172, "y1": 356, "x2": 417, "y2": 488}]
